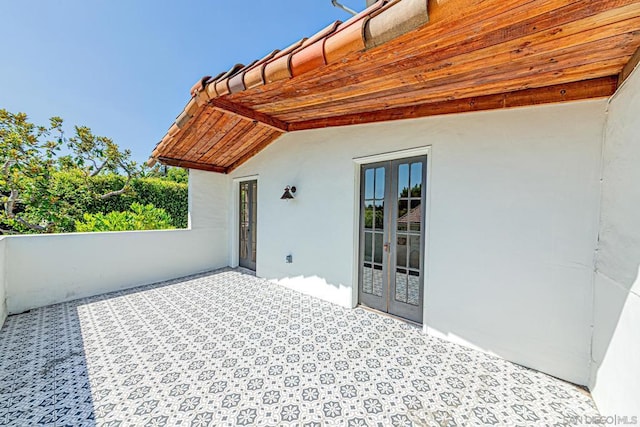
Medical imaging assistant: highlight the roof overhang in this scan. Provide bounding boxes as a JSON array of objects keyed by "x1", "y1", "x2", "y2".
[{"x1": 150, "y1": 0, "x2": 640, "y2": 173}]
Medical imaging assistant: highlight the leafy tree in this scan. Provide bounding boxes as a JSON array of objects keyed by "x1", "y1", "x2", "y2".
[
  {"x1": 165, "y1": 167, "x2": 188, "y2": 184},
  {"x1": 141, "y1": 164, "x2": 189, "y2": 184},
  {"x1": 65, "y1": 125, "x2": 138, "y2": 198},
  {"x1": 75, "y1": 203, "x2": 175, "y2": 232},
  {"x1": 0, "y1": 110, "x2": 64, "y2": 233},
  {"x1": 0, "y1": 109, "x2": 138, "y2": 233}
]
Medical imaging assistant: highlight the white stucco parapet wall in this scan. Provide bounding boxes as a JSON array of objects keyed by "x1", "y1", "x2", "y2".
[
  {"x1": 590, "y1": 64, "x2": 640, "y2": 418},
  {"x1": 1, "y1": 169, "x2": 230, "y2": 315},
  {"x1": 0, "y1": 239, "x2": 6, "y2": 329}
]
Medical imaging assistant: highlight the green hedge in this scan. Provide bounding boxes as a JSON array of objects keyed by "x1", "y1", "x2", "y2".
[
  {"x1": 75, "y1": 203, "x2": 175, "y2": 232},
  {"x1": 53, "y1": 171, "x2": 188, "y2": 230}
]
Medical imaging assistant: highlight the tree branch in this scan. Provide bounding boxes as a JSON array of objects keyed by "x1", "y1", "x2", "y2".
[
  {"x1": 99, "y1": 173, "x2": 131, "y2": 200},
  {"x1": 14, "y1": 216, "x2": 48, "y2": 232},
  {"x1": 2, "y1": 160, "x2": 13, "y2": 176},
  {"x1": 5, "y1": 189, "x2": 19, "y2": 217},
  {"x1": 90, "y1": 159, "x2": 108, "y2": 177}
]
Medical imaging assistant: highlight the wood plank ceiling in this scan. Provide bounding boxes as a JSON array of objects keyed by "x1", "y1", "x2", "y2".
[{"x1": 150, "y1": 0, "x2": 640, "y2": 174}]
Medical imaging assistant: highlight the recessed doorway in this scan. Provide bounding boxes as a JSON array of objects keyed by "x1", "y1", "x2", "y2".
[
  {"x1": 358, "y1": 156, "x2": 427, "y2": 324},
  {"x1": 239, "y1": 180, "x2": 257, "y2": 271}
]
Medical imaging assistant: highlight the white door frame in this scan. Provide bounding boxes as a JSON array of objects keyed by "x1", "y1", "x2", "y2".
[
  {"x1": 230, "y1": 175, "x2": 260, "y2": 269},
  {"x1": 351, "y1": 146, "x2": 433, "y2": 323}
]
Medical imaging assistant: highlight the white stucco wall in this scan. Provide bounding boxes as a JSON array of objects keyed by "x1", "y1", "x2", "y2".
[
  {"x1": 590, "y1": 66, "x2": 640, "y2": 417},
  {"x1": 0, "y1": 238, "x2": 6, "y2": 329},
  {"x1": 4, "y1": 169, "x2": 230, "y2": 314},
  {"x1": 230, "y1": 99, "x2": 607, "y2": 385},
  {"x1": 189, "y1": 169, "x2": 230, "y2": 231}
]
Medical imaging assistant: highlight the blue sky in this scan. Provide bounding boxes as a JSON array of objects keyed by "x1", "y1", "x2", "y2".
[{"x1": 0, "y1": 0, "x2": 359, "y2": 163}]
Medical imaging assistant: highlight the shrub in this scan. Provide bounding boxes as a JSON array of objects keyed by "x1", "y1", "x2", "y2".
[
  {"x1": 51, "y1": 171, "x2": 188, "y2": 231},
  {"x1": 75, "y1": 203, "x2": 175, "y2": 232}
]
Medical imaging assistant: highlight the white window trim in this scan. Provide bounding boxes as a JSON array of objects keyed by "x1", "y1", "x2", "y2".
[{"x1": 353, "y1": 146, "x2": 431, "y2": 164}]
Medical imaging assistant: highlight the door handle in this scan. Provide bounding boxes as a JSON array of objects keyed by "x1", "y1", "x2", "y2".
[{"x1": 383, "y1": 242, "x2": 390, "y2": 252}]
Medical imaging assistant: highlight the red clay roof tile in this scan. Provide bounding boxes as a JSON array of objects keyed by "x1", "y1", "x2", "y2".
[
  {"x1": 264, "y1": 38, "x2": 308, "y2": 83},
  {"x1": 324, "y1": 18, "x2": 367, "y2": 64},
  {"x1": 302, "y1": 20, "x2": 342, "y2": 46},
  {"x1": 264, "y1": 55, "x2": 292, "y2": 84},
  {"x1": 190, "y1": 76, "x2": 211, "y2": 97},
  {"x1": 243, "y1": 49, "x2": 280, "y2": 90},
  {"x1": 291, "y1": 21, "x2": 342, "y2": 76},
  {"x1": 291, "y1": 39, "x2": 326, "y2": 77},
  {"x1": 214, "y1": 79, "x2": 231, "y2": 97},
  {"x1": 230, "y1": 60, "x2": 259, "y2": 94}
]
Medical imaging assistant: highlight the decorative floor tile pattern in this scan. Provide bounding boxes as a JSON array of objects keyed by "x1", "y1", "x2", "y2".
[{"x1": 0, "y1": 269, "x2": 599, "y2": 426}]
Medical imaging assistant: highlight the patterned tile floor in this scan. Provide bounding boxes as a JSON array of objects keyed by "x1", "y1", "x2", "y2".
[{"x1": 0, "y1": 269, "x2": 599, "y2": 426}]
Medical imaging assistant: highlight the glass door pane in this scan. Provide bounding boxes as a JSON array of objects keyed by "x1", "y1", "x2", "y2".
[
  {"x1": 359, "y1": 164, "x2": 388, "y2": 311},
  {"x1": 389, "y1": 159, "x2": 425, "y2": 323},
  {"x1": 251, "y1": 181, "x2": 257, "y2": 263},
  {"x1": 239, "y1": 180, "x2": 257, "y2": 270},
  {"x1": 239, "y1": 182, "x2": 249, "y2": 261}
]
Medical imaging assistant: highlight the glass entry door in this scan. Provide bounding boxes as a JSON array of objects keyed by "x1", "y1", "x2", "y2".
[
  {"x1": 239, "y1": 180, "x2": 257, "y2": 270},
  {"x1": 358, "y1": 156, "x2": 427, "y2": 323}
]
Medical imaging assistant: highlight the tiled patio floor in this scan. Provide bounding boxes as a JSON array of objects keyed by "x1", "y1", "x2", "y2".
[{"x1": 0, "y1": 269, "x2": 598, "y2": 426}]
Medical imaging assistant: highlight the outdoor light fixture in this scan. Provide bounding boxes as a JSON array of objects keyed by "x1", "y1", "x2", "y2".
[{"x1": 280, "y1": 185, "x2": 296, "y2": 200}]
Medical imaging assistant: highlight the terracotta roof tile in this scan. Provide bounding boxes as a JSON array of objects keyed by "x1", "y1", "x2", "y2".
[
  {"x1": 190, "y1": 76, "x2": 211, "y2": 98},
  {"x1": 228, "y1": 60, "x2": 258, "y2": 94},
  {"x1": 291, "y1": 39, "x2": 326, "y2": 77},
  {"x1": 214, "y1": 78, "x2": 231, "y2": 97},
  {"x1": 303, "y1": 20, "x2": 342, "y2": 46},
  {"x1": 239, "y1": 49, "x2": 279, "y2": 90},
  {"x1": 264, "y1": 37, "x2": 308, "y2": 84},
  {"x1": 204, "y1": 71, "x2": 226, "y2": 88},
  {"x1": 204, "y1": 83, "x2": 218, "y2": 101},
  {"x1": 324, "y1": 18, "x2": 367, "y2": 64},
  {"x1": 174, "y1": 111, "x2": 189, "y2": 128},
  {"x1": 291, "y1": 21, "x2": 342, "y2": 76}
]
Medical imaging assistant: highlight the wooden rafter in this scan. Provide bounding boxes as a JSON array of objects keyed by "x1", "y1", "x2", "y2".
[
  {"x1": 226, "y1": 131, "x2": 283, "y2": 173},
  {"x1": 208, "y1": 98, "x2": 289, "y2": 132},
  {"x1": 619, "y1": 44, "x2": 640, "y2": 84},
  {"x1": 157, "y1": 157, "x2": 227, "y2": 174}
]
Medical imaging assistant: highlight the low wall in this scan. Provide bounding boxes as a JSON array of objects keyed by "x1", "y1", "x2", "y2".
[
  {"x1": 2, "y1": 168, "x2": 230, "y2": 315},
  {"x1": 5, "y1": 229, "x2": 226, "y2": 314},
  {"x1": 0, "y1": 238, "x2": 6, "y2": 328}
]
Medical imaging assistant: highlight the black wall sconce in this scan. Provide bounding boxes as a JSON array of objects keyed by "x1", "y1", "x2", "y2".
[{"x1": 281, "y1": 185, "x2": 296, "y2": 200}]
